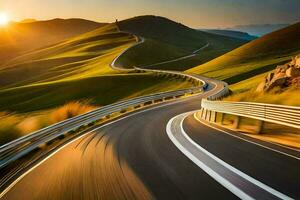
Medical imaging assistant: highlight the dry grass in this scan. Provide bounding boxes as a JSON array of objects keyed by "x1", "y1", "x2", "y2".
[
  {"x1": 0, "y1": 101, "x2": 97, "y2": 145},
  {"x1": 49, "y1": 101, "x2": 96, "y2": 123},
  {"x1": 224, "y1": 87, "x2": 300, "y2": 106},
  {"x1": 0, "y1": 112, "x2": 23, "y2": 145}
]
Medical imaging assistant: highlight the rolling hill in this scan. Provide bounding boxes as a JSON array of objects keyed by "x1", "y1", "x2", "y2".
[
  {"x1": 0, "y1": 18, "x2": 106, "y2": 64},
  {"x1": 114, "y1": 15, "x2": 247, "y2": 70},
  {"x1": 0, "y1": 21, "x2": 194, "y2": 143},
  {"x1": 188, "y1": 21, "x2": 300, "y2": 91},
  {"x1": 0, "y1": 23, "x2": 193, "y2": 113}
]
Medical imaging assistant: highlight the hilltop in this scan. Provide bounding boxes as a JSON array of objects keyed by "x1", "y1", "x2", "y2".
[
  {"x1": 114, "y1": 15, "x2": 247, "y2": 70},
  {"x1": 188, "y1": 21, "x2": 300, "y2": 88},
  {"x1": 0, "y1": 18, "x2": 106, "y2": 64}
]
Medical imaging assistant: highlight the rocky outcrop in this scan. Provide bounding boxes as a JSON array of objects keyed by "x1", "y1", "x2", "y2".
[{"x1": 256, "y1": 54, "x2": 300, "y2": 92}]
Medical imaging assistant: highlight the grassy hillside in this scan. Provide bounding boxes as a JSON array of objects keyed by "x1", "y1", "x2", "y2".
[
  {"x1": 0, "y1": 24, "x2": 135, "y2": 89},
  {"x1": 0, "y1": 73, "x2": 192, "y2": 113},
  {"x1": 0, "y1": 23, "x2": 193, "y2": 109},
  {"x1": 0, "y1": 22, "x2": 194, "y2": 144},
  {"x1": 188, "y1": 22, "x2": 300, "y2": 85},
  {"x1": 115, "y1": 15, "x2": 246, "y2": 70},
  {"x1": 0, "y1": 18, "x2": 105, "y2": 64}
]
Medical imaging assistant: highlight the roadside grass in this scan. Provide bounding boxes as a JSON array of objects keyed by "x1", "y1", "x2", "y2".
[
  {"x1": 187, "y1": 52, "x2": 296, "y2": 83},
  {"x1": 0, "y1": 73, "x2": 193, "y2": 113},
  {"x1": 0, "y1": 101, "x2": 97, "y2": 146},
  {"x1": 0, "y1": 74, "x2": 193, "y2": 145},
  {"x1": 224, "y1": 87, "x2": 300, "y2": 107}
]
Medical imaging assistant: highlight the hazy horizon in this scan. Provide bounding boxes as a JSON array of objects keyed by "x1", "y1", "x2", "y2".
[
  {"x1": 12, "y1": 16, "x2": 294, "y2": 29},
  {"x1": 1, "y1": 0, "x2": 300, "y2": 29}
]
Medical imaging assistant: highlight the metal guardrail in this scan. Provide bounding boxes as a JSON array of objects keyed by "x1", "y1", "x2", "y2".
[
  {"x1": 206, "y1": 82, "x2": 229, "y2": 100},
  {"x1": 134, "y1": 67, "x2": 207, "y2": 88},
  {"x1": 0, "y1": 70, "x2": 204, "y2": 169},
  {"x1": 201, "y1": 99, "x2": 300, "y2": 129}
]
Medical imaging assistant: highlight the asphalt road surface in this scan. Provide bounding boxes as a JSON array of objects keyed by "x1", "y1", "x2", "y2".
[{"x1": 1, "y1": 79, "x2": 299, "y2": 200}]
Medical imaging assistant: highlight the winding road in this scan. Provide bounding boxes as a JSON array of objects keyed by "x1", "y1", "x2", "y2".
[
  {"x1": 1, "y1": 32, "x2": 300, "y2": 199},
  {"x1": 1, "y1": 75, "x2": 299, "y2": 199}
]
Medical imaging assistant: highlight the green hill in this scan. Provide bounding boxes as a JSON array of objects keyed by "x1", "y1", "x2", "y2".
[
  {"x1": 114, "y1": 15, "x2": 247, "y2": 70},
  {"x1": 188, "y1": 21, "x2": 300, "y2": 89},
  {"x1": 0, "y1": 23, "x2": 193, "y2": 113},
  {"x1": 0, "y1": 18, "x2": 106, "y2": 64}
]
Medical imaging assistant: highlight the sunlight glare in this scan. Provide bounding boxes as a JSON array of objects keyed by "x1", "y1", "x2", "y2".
[{"x1": 0, "y1": 12, "x2": 9, "y2": 26}]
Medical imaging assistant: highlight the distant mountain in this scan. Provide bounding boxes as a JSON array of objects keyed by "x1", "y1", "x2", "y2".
[
  {"x1": 115, "y1": 15, "x2": 247, "y2": 70},
  {"x1": 228, "y1": 24, "x2": 290, "y2": 36},
  {"x1": 201, "y1": 29, "x2": 257, "y2": 41},
  {"x1": 0, "y1": 18, "x2": 106, "y2": 64}
]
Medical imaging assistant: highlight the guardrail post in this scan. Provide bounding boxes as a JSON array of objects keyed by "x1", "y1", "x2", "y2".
[
  {"x1": 255, "y1": 120, "x2": 264, "y2": 134},
  {"x1": 200, "y1": 108, "x2": 204, "y2": 118},
  {"x1": 211, "y1": 111, "x2": 217, "y2": 123},
  {"x1": 203, "y1": 109, "x2": 207, "y2": 120},
  {"x1": 233, "y1": 116, "x2": 241, "y2": 129},
  {"x1": 219, "y1": 113, "x2": 224, "y2": 125},
  {"x1": 206, "y1": 110, "x2": 211, "y2": 121}
]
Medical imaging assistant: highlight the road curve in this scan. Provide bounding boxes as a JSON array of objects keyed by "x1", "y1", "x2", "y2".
[
  {"x1": 167, "y1": 112, "x2": 300, "y2": 199},
  {"x1": 1, "y1": 79, "x2": 238, "y2": 200},
  {"x1": 2, "y1": 32, "x2": 299, "y2": 199},
  {"x1": 110, "y1": 35, "x2": 210, "y2": 70}
]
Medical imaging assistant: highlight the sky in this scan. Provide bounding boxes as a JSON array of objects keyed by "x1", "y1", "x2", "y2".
[{"x1": 0, "y1": 0, "x2": 300, "y2": 28}]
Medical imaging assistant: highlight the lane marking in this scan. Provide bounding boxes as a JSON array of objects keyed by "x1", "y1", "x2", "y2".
[
  {"x1": 166, "y1": 112, "x2": 293, "y2": 200},
  {"x1": 193, "y1": 113, "x2": 300, "y2": 161},
  {"x1": 0, "y1": 93, "x2": 202, "y2": 198}
]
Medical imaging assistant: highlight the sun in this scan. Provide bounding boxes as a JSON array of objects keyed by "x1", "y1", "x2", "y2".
[{"x1": 0, "y1": 12, "x2": 9, "y2": 26}]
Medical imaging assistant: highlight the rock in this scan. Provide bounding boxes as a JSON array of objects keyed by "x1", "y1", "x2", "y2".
[
  {"x1": 266, "y1": 72, "x2": 274, "y2": 82},
  {"x1": 286, "y1": 67, "x2": 300, "y2": 78},
  {"x1": 273, "y1": 72, "x2": 286, "y2": 80},
  {"x1": 256, "y1": 54, "x2": 300, "y2": 92},
  {"x1": 275, "y1": 64, "x2": 289, "y2": 73},
  {"x1": 267, "y1": 77, "x2": 288, "y2": 91},
  {"x1": 295, "y1": 55, "x2": 300, "y2": 67},
  {"x1": 290, "y1": 77, "x2": 300, "y2": 88}
]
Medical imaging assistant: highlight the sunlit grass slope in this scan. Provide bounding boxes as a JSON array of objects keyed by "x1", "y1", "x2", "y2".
[
  {"x1": 0, "y1": 22, "x2": 195, "y2": 143},
  {"x1": 188, "y1": 22, "x2": 300, "y2": 84},
  {"x1": 0, "y1": 22, "x2": 194, "y2": 112},
  {"x1": 0, "y1": 73, "x2": 192, "y2": 113},
  {"x1": 0, "y1": 23, "x2": 195, "y2": 112},
  {"x1": 0, "y1": 18, "x2": 106, "y2": 64},
  {"x1": 115, "y1": 15, "x2": 246, "y2": 70},
  {"x1": 0, "y1": 24, "x2": 136, "y2": 89}
]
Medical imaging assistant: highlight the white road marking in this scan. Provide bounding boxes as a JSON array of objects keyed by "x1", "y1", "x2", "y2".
[
  {"x1": 193, "y1": 113, "x2": 300, "y2": 161},
  {"x1": 166, "y1": 111, "x2": 293, "y2": 200},
  {"x1": 0, "y1": 94, "x2": 201, "y2": 198}
]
